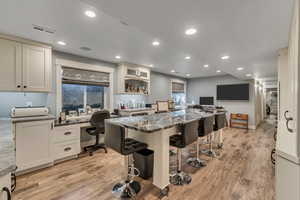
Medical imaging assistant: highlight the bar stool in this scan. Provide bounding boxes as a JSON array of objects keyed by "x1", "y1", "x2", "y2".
[
  {"x1": 170, "y1": 120, "x2": 199, "y2": 185},
  {"x1": 187, "y1": 117, "x2": 213, "y2": 168},
  {"x1": 214, "y1": 113, "x2": 226, "y2": 149},
  {"x1": 105, "y1": 124, "x2": 148, "y2": 199},
  {"x1": 200, "y1": 115, "x2": 217, "y2": 157}
]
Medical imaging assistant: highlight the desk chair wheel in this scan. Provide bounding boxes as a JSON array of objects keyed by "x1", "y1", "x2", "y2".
[
  {"x1": 159, "y1": 186, "x2": 170, "y2": 199},
  {"x1": 112, "y1": 180, "x2": 141, "y2": 199},
  {"x1": 187, "y1": 158, "x2": 206, "y2": 168}
]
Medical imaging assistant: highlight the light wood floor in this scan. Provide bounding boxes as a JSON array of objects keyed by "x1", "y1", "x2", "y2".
[{"x1": 13, "y1": 122, "x2": 275, "y2": 200}]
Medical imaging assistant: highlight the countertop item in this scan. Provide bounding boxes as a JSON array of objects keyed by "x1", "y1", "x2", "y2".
[
  {"x1": 119, "y1": 108, "x2": 155, "y2": 112},
  {"x1": 55, "y1": 114, "x2": 119, "y2": 127},
  {"x1": 0, "y1": 118, "x2": 16, "y2": 176},
  {"x1": 11, "y1": 115, "x2": 56, "y2": 123},
  {"x1": 106, "y1": 109, "x2": 216, "y2": 133}
]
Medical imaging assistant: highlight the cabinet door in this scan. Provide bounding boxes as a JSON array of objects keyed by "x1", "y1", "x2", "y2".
[
  {"x1": 0, "y1": 173, "x2": 11, "y2": 200},
  {"x1": 22, "y1": 44, "x2": 51, "y2": 92},
  {"x1": 0, "y1": 38, "x2": 22, "y2": 91},
  {"x1": 16, "y1": 120, "x2": 53, "y2": 172}
]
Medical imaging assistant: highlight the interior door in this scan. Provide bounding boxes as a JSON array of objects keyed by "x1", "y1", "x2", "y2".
[
  {"x1": 277, "y1": 0, "x2": 299, "y2": 159},
  {"x1": 22, "y1": 44, "x2": 51, "y2": 92},
  {"x1": 0, "y1": 38, "x2": 22, "y2": 91}
]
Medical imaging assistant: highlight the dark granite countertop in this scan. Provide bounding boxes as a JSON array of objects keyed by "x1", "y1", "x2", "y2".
[
  {"x1": 0, "y1": 118, "x2": 16, "y2": 176},
  {"x1": 105, "y1": 109, "x2": 215, "y2": 133}
]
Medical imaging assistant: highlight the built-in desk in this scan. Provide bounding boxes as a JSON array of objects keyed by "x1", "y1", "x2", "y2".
[{"x1": 53, "y1": 114, "x2": 118, "y2": 163}]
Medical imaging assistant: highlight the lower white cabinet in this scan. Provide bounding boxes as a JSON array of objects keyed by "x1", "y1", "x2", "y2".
[
  {"x1": 52, "y1": 125, "x2": 81, "y2": 162},
  {"x1": 15, "y1": 120, "x2": 54, "y2": 173},
  {"x1": 0, "y1": 173, "x2": 11, "y2": 200}
]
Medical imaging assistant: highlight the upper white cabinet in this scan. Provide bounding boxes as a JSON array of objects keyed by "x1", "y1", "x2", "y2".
[
  {"x1": 117, "y1": 63, "x2": 151, "y2": 95},
  {"x1": 0, "y1": 38, "x2": 22, "y2": 91},
  {"x1": 0, "y1": 35, "x2": 52, "y2": 92},
  {"x1": 22, "y1": 44, "x2": 51, "y2": 92}
]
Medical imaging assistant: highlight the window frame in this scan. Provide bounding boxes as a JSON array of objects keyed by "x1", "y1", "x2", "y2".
[{"x1": 56, "y1": 59, "x2": 114, "y2": 116}]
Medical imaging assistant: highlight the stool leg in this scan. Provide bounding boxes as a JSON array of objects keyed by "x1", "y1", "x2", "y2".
[
  {"x1": 187, "y1": 138, "x2": 206, "y2": 168},
  {"x1": 170, "y1": 148, "x2": 192, "y2": 185},
  {"x1": 112, "y1": 155, "x2": 141, "y2": 198},
  {"x1": 201, "y1": 133, "x2": 217, "y2": 158}
]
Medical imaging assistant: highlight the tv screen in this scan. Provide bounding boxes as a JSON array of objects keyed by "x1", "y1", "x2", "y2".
[
  {"x1": 217, "y1": 84, "x2": 249, "y2": 100},
  {"x1": 199, "y1": 97, "x2": 214, "y2": 105}
]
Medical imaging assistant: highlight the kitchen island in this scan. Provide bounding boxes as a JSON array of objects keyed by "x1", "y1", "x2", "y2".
[{"x1": 105, "y1": 109, "x2": 222, "y2": 192}]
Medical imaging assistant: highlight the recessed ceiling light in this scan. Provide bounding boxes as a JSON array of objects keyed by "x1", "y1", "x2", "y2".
[
  {"x1": 237, "y1": 67, "x2": 244, "y2": 71},
  {"x1": 246, "y1": 74, "x2": 252, "y2": 77},
  {"x1": 152, "y1": 41, "x2": 160, "y2": 46},
  {"x1": 186, "y1": 73, "x2": 191, "y2": 77},
  {"x1": 185, "y1": 56, "x2": 191, "y2": 60},
  {"x1": 57, "y1": 41, "x2": 66, "y2": 46},
  {"x1": 221, "y1": 55, "x2": 230, "y2": 60},
  {"x1": 185, "y1": 28, "x2": 197, "y2": 35},
  {"x1": 115, "y1": 55, "x2": 121, "y2": 59},
  {"x1": 85, "y1": 10, "x2": 96, "y2": 18},
  {"x1": 171, "y1": 70, "x2": 176, "y2": 73},
  {"x1": 216, "y1": 70, "x2": 221, "y2": 73},
  {"x1": 203, "y1": 64, "x2": 209, "y2": 68}
]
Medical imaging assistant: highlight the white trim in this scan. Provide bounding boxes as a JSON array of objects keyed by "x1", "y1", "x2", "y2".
[{"x1": 55, "y1": 59, "x2": 114, "y2": 114}]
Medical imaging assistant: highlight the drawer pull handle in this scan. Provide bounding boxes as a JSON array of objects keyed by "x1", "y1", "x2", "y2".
[
  {"x1": 64, "y1": 147, "x2": 72, "y2": 152},
  {"x1": 64, "y1": 132, "x2": 72, "y2": 135}
]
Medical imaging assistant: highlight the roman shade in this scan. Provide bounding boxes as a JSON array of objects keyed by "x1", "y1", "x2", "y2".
[{"x1": 62, "y1": 67, "x2": 110, "y2": 87}]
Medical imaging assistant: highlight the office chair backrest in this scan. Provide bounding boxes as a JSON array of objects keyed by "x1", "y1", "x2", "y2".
[
  {"x1": 105, "y1": 123, "x2": 125, "y2": 154},
  {"x1": 180, "y1": 120, "x2": 199, "y2": 146},
  {"x1": 90, "y1": 110, "x2": 111, "y2": 132},
  {"x1": 198, "y1": 115, "x2": 214, "y2": 137}
]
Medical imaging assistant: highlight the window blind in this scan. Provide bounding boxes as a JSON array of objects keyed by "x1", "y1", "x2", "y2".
[{"x1": 62, "y1": 67, "x2": 110, "y2": 87}]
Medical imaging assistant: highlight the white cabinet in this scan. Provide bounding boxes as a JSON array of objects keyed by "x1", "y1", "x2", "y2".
[
  {"x1": 0, "y1": 38, "x2": 22, "y2": 91},
  {"x1": 15, "y1": 120, "x2": 54, "y2": 173},
  {"x1": 0, "y1": 36, "x2": 52, "y2": 92},
  {"x1": 117, "y1": 63, "x2": 151, "y2": 94},
  {"x1": 0, "y1": 174, "x2": 11, "y2": 200},
  {"x1": 22, "y1": 44, "x2": 52, "y2": 92},
  {"x1": 52, "y1": 125, "x2": 81, "y2": 162}
]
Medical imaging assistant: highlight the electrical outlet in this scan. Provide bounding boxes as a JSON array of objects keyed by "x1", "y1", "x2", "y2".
[{"x1": 26, "y1": 102, "x2": 32, "y2": 107}]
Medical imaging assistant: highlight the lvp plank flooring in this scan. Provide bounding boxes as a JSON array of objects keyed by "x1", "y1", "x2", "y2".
[{"x1": 13, "y1": 121, "x2": 275, "y2": 200}]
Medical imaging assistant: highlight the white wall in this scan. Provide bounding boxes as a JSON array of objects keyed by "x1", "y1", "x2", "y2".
[{"x1": 187, "y1": 75, "x2": 259, "y2": 129}]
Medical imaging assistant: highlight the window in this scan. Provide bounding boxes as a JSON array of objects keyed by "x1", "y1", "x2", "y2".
[{"x1": 62, "y1": 83, "x2": 104, "y2": 113}]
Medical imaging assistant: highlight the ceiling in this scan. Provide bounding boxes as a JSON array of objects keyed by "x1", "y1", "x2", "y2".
[{"x1": 0, "y1": 0, "x2": 294, "y2": 79}]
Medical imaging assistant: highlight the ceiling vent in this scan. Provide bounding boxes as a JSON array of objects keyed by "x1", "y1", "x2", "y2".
[
  {"x1": 32, "y1": 24, "x2": 55, "y2": 34},
  {"x1": 80, "y1": 47, "x2": 92, "y2": 51}
]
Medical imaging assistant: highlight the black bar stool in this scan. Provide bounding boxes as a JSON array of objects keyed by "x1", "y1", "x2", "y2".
[
  {"x1": 169, "y1": 120, "x2": 199, "y2": 185},
  {"x1": 187, "y1": 117, "x2": 213, "y2": 168},
  {"x1": 214, "y1": 113, "x2": 226, "y2": 149},
  {"x1": 200, "y1": 115, "x2": 216, "y2": 157},
  {"x1": 105, "y1": 124, "x2": 148, "y2": 199},
  {"x1": 84, "y1": 110, "x2": 110, "y2": 156}
]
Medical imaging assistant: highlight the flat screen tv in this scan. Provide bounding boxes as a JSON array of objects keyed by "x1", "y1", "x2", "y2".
[
  {"x1": 217, "y1": 84, "x2": 249, "y2": 100},
  {"x1": 199, "y1": 97, "x2": 214, "y2": 105}
]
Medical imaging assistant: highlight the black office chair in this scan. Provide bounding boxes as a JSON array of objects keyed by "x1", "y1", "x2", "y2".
[
  {"x1": 200, "y1": 115, "x2": 216, "y2": 157},
  {"x1": 214, "y1": 113, "x2": 226, "y2": 149},
  {"x1": 106, "y1": 124, "x2": 148, "y2": 199},
  {"x1": 169, "y1": 120, "x2": 199, "y2": 185},
  {"x1": 186, "y1": 117, "x2": 213, "y2": 168},
  {"x1": 84, "y1": 110, "x2": 110, "y2": 156}
]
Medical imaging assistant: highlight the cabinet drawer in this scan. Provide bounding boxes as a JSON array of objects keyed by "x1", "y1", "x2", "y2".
[
  {"x1": 53, "y1": 126, "x2": 80, "y2": 143},
  {"x1": 53, "y1": 141, "x2": 80, "y2": 161}
]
